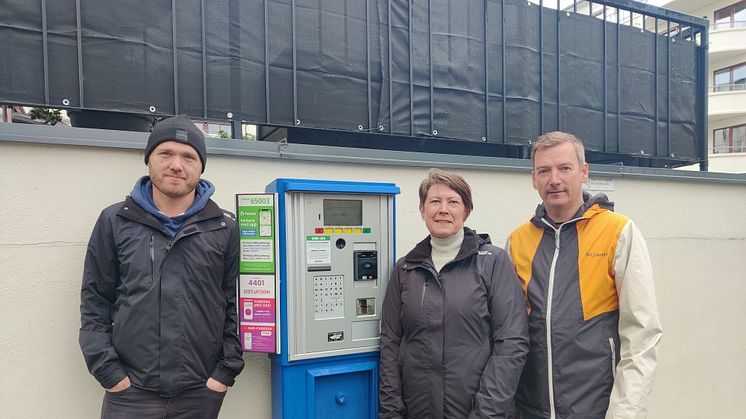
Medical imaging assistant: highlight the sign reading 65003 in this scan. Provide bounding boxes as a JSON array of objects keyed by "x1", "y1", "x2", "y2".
[{"x1": 248, "y1": 197, "x2": 272, "y2": 205}]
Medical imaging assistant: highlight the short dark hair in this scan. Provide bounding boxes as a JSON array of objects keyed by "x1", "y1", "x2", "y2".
[
  {"x1": 418, "y1": 168, "x2": 473, "y2": 215},
  {"x1": 531, "y1": 131, "x2": 586, "y2": 167}
]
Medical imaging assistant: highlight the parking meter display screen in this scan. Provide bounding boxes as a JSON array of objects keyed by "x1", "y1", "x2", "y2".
[{"x1": 323, "y1": 199, "x2": 362, "y2": 226}]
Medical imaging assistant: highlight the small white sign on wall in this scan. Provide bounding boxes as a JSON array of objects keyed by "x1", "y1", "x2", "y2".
[{"x1": 585, "y1": 176, "x2": 615, "y2": 192}]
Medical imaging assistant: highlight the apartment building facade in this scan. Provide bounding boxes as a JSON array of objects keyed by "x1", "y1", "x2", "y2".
[{"x1": 663, "y1": 0, "x2": 745, "y2": 172}]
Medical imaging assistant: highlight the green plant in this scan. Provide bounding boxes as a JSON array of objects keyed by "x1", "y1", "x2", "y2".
[
  {"x1": 29, "y1": 107, "x2": 62, "y2": 125},
  {"x1": 217, "y1": 129, "x2": 230, "y2": 139}
]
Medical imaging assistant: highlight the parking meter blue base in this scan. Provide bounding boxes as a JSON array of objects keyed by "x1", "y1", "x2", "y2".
[{"x1": 271, "y1": 353, "x2": 379, "y2": 419}]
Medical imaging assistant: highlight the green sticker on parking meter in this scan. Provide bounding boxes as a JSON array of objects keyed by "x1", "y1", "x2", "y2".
[{"x1": 236, "y1": 194, "x2": 276, "y2": 274}]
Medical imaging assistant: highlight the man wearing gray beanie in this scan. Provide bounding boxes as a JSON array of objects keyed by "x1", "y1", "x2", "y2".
[{"x1": 79, "y1": 115, "x2": 244, "y2": 419}]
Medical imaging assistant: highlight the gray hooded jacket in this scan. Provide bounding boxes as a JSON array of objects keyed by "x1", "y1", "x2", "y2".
[{"x1": 379, "y1": 228, "x2": 529, "y2": 418}]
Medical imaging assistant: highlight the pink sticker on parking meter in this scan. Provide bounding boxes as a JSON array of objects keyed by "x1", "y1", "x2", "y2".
[
  {"x1": 238, "y1": 274, "x2": 278, "y2": 353},
  {"x1": 241, "y1": 324, "x2": 276, "y2": 353},
  {"x1": 240, "y1": 298, "x2": 275, "y2": 323}
]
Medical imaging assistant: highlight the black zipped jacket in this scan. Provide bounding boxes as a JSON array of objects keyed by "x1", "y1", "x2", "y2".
[
  {"x1": 79, "y1": 196, "x2": 244, "y2": 397},
  {"x1": 379, "y1": 228, "x2": 529, "y2": 418}
]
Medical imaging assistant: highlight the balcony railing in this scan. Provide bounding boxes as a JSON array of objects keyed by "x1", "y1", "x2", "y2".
[
  {"x1": 712, "y1": 144, "x2": 746, "y2": 154},
  {"x1": 712, "y1": 84, "x2": 746, "y2": 92},
  {"x1": 712, "y1": 20, "x2": 746, "y2": 31}
]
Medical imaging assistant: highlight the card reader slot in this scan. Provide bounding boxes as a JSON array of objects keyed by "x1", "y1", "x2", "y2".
[{"x1": 308, "y1": 265, "x2": 332, "y2": 272}]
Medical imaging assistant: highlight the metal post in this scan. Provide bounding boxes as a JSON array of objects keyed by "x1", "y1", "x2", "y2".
[
  {"x1": 428, "y1": 0, "x2": 434, "y2": 136},
  {"x1": 483, "y1": 0, "x2": 490, "y2": 142},
  {"x1": 388, "y1": 0, "x2": 393, "y2": 133},
  {"x1": 264, "y1": 0, "x2": 270, "y2": 123},
  {"x1": 228, "y1": 0, "x2": 242, "y2": 124},
  {"x1": 556, "y1": 0, "x2": 561, "y2": 131},
  {"x1": 539, "y1": 0, "x2": 544, "y2": 134},
  {"x1": 698, "y1": 26, "x2": 709, "y2": 171},
  {"x1": 291, "y1": 0, "x2": 298, "y2": 125},
  {"x1": 171, "y1": 0, "x2": 179, "y2": 115},
  {"x1": 1, "y1": 105, "x2": 12, "y2": 123},
  {"x1": 41, "y1": 0, "x2": 49, "y2": 104},
  {"x1": 654, "y1": 17, "x2": 659, "y2": 157},
  {"x1": 666, "y1": 20, "x2": 671, "y2": 158},
  {"x1": 616, "y1": 8, "x2": 620, "y2": 152},
  {"x1": 502, "y1": 0, "x2": 506, "y2": 143},
  {"x1": 232, "y1": 120, "x2": 243, "y2": 140},
  {"x1": 75, "y1": 0, "x2": 84, "y2": 107},
  {"x1": 366, "y1": 0, "x2": 372, "y2": 132},
  {"x1": 201, "y1": 0, "x2": 208, "y2": 118},
  {"x1": 603, "y1": 4, "x2": 607, "y2": 152},
  {"x1": 408, "y1": 0, "x2": 414, "y2": 135}
]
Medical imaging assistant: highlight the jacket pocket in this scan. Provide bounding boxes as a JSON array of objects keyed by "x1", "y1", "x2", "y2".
[
  {"x1": 608, "y1": 337, "x2": 617, "y2": 381},
  {"x1": 149, "y1": 234, "x2": 155, "y2": 283},
  {"x1": 420, "y1": 279, "x2": 429, "y2": 314}
]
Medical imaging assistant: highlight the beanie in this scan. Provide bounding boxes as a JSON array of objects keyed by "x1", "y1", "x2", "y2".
[{"x1": 144, "y1": 115, "x2": 207, "y2": 173}]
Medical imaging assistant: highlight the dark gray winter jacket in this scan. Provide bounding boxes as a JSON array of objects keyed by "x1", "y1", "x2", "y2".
[
  {"x1": 79, "y1": 196, "x2": 244, "y2": 397},
  {"x1": 379, "y1": 228, "x2": 529, "y2": 418}
]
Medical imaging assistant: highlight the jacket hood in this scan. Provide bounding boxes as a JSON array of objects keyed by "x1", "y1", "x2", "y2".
[
  {"x1": 130, "y1": 175, "x2": 215, "y2": 237},
  {"x1": 404, "y1": 227, "x2": 490, "y2": 267},
  {"x1": 531, "y1": 192, "x2": 615, "y2": 228}
]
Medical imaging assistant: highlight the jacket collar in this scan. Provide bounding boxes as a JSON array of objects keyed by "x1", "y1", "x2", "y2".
[
  {"x1": 117, "y1": 195, "x2": 225, "y2": 235},
  {"x1": 531, "y1": 192, "x2": 615, "y2": 229},
  {"x1": 403, "y1": 227, "x2": 489, "y2": 269}
]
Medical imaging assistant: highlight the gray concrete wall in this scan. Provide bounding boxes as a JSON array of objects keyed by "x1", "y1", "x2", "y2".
[{"x1": 1, "y1": 127, "x2": 745, "y2": 418}]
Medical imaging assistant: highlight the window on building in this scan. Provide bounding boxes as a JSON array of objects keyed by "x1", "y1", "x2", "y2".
[
  {"x1": 714, "y1": 1, "x2": 746, "y2": 30},
  {"x1": 713, "y1": 125, "x2": 746, "y2": 154},
  {"x1": 735, "y1": 65, "x2": 746, "y2": 91},
  {"x1": 714, "y1": 63, "x2": 746, "y2": 92}
]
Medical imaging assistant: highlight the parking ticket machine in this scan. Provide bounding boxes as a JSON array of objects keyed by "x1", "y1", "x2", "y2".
[{"x1": 239, "y1": 178, "x2": 399, "y2": 419}]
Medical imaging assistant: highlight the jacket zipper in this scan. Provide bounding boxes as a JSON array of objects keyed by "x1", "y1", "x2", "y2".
[
  {"x1": 433, "y1": 273, "x2": 443, "y2": 289},
  {"x1": 544, "y1": 223, "x2": 560, "y2": 419},
  {"x1": 540, "y1": 216, "x2": 582, "y2": 419},
  {"x1": 436, "y1": 272, "x2": 446, "y2": 382},
  {"x1": 149, "y1": 234, "x2": 155, "y2": 282},
  {"x1": 609, "y1": 337, "x2": 617, "y2": 381}
]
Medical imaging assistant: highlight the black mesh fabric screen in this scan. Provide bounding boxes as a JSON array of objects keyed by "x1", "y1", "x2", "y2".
[{"x1": 0, "y1": 0, "x2": 703, "y2": 161}]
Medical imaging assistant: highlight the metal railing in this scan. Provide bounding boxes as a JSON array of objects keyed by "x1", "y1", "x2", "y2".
[
  {"x1": 711, "y1": 84, "x2": 746, "y2": 92},
  {"x1": 712, "y1": 144, "x2": 746, "y2": 154},
  {"x1": 712, "y1": 20, "x2": 746, "y2": 31}
]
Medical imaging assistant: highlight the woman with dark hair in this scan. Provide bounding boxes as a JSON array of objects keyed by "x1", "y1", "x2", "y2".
[{"x1": 379, "y1": 168, "x2": 529, "y2": 419}]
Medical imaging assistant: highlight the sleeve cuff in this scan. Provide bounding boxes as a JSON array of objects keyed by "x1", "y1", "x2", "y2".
[
  {"x1": 210, "y1": 365, "x2": 237, "y2": 387},
  {"x1": 99, "y1": 368, "x2": 128, "y2": 390}
]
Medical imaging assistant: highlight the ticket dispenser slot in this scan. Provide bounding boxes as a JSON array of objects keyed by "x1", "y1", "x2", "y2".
[{"x1": 267, "y1": 178, "x2": 399, "y2": 419}]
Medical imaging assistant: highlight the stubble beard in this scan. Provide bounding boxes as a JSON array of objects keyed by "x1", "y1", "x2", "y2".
[{"x1": 151, "y1": 171, "x2": 198, "y2": 200}]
